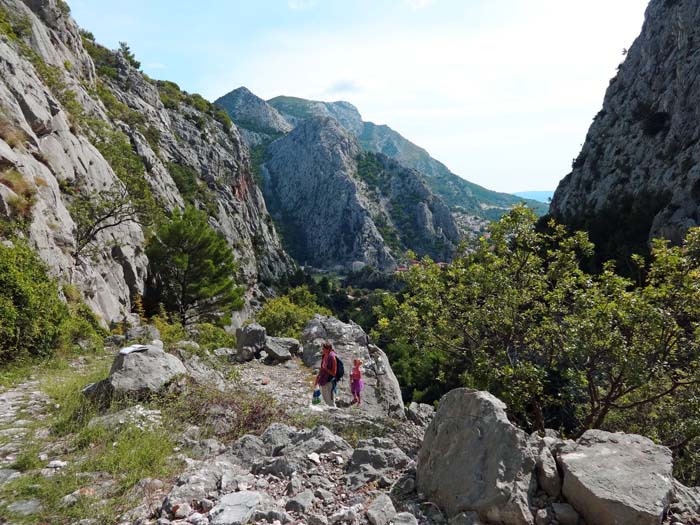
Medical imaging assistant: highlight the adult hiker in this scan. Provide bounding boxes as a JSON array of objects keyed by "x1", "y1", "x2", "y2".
[{"x1": 315, "y1": 341, "x2": 337, "y2": 407}]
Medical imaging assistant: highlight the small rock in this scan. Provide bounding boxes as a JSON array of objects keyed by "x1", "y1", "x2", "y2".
[
  {"x1": 552, "y1": 502, "x2": 580, "y2": 525},
  {"x1": 286, "y1": 477, "x2": 303, "y2": 496},
  {"x1": 173, "y1": 502, "x2": 192, "y2": 518},
  {"x1": 314, "y1": 488, "x2": 334, "y2": 503},
  {"x1": 331, "y1": 507, "x2": 357, "y2": 524},
  {"x1": 285, "y1": 489, "x2": 315, "y2": 513},
  {"x1": 309, "y1": 515, "x2": 330, "y2": 525},
  {"x1": 7, "y1": 498, "x2": 42, "y2": 516},
  {"x1": 392, "y1": 512, "x2": 419, "y2": 525},
  {"x1": 367, "y1": 494, "x2": 396, "y2": 525},
  {"x1": 308, "y1": 452, "x2": 321, "y2": 465}
]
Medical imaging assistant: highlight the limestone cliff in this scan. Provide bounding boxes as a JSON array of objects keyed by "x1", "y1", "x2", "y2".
[
  {"x1": 265, "y1": 95, "x2": 547, "y2": 219},
  {"x1": 550, "y1": 0, "x2": 700, "y2": 263},
  {"x1": 0, "y1": 0, "x2": 292, "y2": 323},
  {"x1": 261, "y1": 117, "x2": 460, "y2": 271},
  {"x1": 215, "y1": 87, "x2": 292, "y2": 148}
]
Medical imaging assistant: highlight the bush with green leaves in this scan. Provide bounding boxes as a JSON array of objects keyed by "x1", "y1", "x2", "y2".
[
  {"x1": 146, "y1": 206, "x2": 244, "y2": 326},
  {"x1": 0, "y1": 241, "x2": 68, "y2": 364},
  {"x1": 0, "y1": 241, "x2": 103, "y2": 365},
  {"x1": 374, "y1": 206, "x2": 700, "y2": 482},
  {"x1": 256, "y1": 286, "x2": 332, "y2": 339}
]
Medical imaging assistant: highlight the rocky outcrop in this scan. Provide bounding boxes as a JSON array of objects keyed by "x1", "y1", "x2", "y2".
[
  {"x1": 558, "y1": 430, "x2": 674, "y2": 525},
  {"x1": 215, "y1": 87, "x2": 292, "y2": 148},
  {"x1": 415, "y1": 388, "x2": 700, "y2": 525},
  {"x1": 262, "y1": 117, "x2": 396, "y2": 271},
  {"x1": 301, "y1": 315, "x2": 405, "y2": 419},
  {"x1": 0, "y1": 0, "x2": 292, "y2": 323},
  {"x1": 265, "y1": 95, "x2": 547, "y2": 218},
  {"x1": 261, "y1": 117, "x2": 460, "y2": 270},
  {"x1": 550, "y1": 0, "x2": 700, "y2": 260},
  {"x1": 417, "y1": 389, "x2": 537, "y2": 525}
]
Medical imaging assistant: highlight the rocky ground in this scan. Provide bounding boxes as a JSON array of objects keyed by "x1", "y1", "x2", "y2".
[
  {"x1": 3, "y1": 315, "x2": 700, "y2": 525},
  {"x1": 0, "y1": 318, "x2": 431, "y2": 525}
]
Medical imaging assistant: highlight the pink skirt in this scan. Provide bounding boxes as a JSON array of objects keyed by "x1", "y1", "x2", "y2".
[{"x1": 351, "y1": 379, "x2": 364, "y2": 394}]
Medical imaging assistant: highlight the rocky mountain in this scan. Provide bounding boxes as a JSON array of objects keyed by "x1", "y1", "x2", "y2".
[
  {"x1": 260, "y1": 116, "x2": 461, "y2": 271},
  {"x1": 0, "y1": 0, "x2": 292, "y2": 323},
  {"x1": 549, "y1": 0, "x2": 700, "y2": 264},
  {"x1": 215, "y1": 87, "x2": 292, "y2": 148},
  {"x1": 265, "y1": 95, "x2": 548, "y2": 219}
]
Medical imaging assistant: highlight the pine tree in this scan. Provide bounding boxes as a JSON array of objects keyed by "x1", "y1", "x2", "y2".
[{"x1": 146, "y1": 206, "x2": 243, "y2": 326}]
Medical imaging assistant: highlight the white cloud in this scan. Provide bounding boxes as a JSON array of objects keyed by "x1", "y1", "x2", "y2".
[
  {"x1": 287, "y1": 0, "x2": 318, "y2": 10},
  {"x1": 202, "y1": 0, "x2": 647, "y2": 192},
  {"x1": 404, "y1": 0, "x2": 435, "y2": 9}
]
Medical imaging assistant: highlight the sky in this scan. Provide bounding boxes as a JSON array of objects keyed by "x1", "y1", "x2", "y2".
[{"x1": 69, "y1": 0, "x2": 649, "y2": 193}]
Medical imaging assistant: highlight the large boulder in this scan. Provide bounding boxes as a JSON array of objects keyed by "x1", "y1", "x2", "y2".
[
  {"x1": 557, "y1": 430, "x2": 674, "y2": 525},
  {"x1": 83, "y1": 345, "x2": 186, "y2": 401},
  {"x1": 237, "y1": 323, "x2": 267, "y2": 351},
  {"x1": 416, "y1": 389, "x2": 537, "y2": 525},
  {"x1": 300, "y1": 315, "x2": 404, "y2": 418},
  {"x1": 263, "y1": 336, "x2": 296, "y2": 362}
]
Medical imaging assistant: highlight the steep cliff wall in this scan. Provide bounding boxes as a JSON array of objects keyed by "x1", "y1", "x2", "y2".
[
  {"x1": 550, "y1": 0, "x2": 700, "y2": 263},
  {"x1": 0, "y1": 0, "x2": 292, "y2": 323},
  {"x1": 261, "y1": 117, "x2": 460, "y2": 271}
]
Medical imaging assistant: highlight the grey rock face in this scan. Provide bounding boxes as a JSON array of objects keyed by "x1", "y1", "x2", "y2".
[
  {"x1": 551, "y1": 503, "x2": 579, "y2": 525},
  {"x1": 550, "y1": 0, "x2": 700, "y2": 253},
  {"x1": 236, "y1": 324, "x2": 267, "y2": 353},
  {"x1": 266, "y1": 95, "x2": 546, "y2": 218},
  {"x1": 216, "y1": 87, "x2": 292, "y2": 142},
  {"x1": 406, "y1": 402, "x2": 434, "y2": 427},
  {"x1": 367, "y1": 494, "x2": 397, "y2": 525},
  {"x1": 416, "y1": 389, "x2": 537, "y2": 525},
  {"x1": 285, "y1": 488, "x2": 316, "y2": 513},
  {"x1": 83, "y1": 345, "x2": 186, "y2": 401},
  {"x1": 558, "y1": 429, "x2": 674, "y2": 525},
  {"x1": 301, "y1": 315, "x2": 405, "y2": 419},
  {"x1": 263, "y1": 336, "x2": 294, "y2": 362},
  {"x1": 283, "y1": 425, "x2": 353, "y2": 460},
  {"x1": 392, "y1": 513, "x2": 419, "y2": 525},
  {"x1": 262, "y1": 117, "x2": 396, "y2": 271},
  {"x1": 350, "y1": 437, "x2": 411, "y2": 471},
  {"x1": 0, "y1": 0, "x2": 292, "y2": 324},
  {"x1": 86, "y1": 404, "x2": 162, "y2": 431},
  {"x1": 209, "y1": 491, "x2": 272, "y2": 525},
  {"x1": 261, "y1": 117, "x2": 460, "y2": 270}
]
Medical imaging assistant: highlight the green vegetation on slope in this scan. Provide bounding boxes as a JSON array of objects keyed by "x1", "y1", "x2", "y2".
[
  {"x1": 0, "y1": 241, "x2": 104, "y2": 366},
  {"x1": 374, "y1": 205, "x2": 700, "y2": 484},
  {"x1": 146, "y1": 206, "x2": 244, "y2": 326}
]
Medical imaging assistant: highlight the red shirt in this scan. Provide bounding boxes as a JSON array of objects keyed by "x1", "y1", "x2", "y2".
[{"x1": 318, "y1": 351, "x2": 337, "y2": 385}]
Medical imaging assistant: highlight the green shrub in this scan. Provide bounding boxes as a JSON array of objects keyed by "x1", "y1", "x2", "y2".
[
  {"x1": 82, "y1": 38, "x2": 119, "y2": 79},
  {"x1": 95, "y1": 81, "x2": 145, "y2": 127},
  {"x1": 0, "y1": 6, "x2": 31, "y2": 41},
  {"x1": 194, "y1": 322, "x2": 236, "y2": 351},
  {"x1": 167, "y1": 162, "x2": 199, "y2": 199},
  {"x1": 256, "y1": 286, "x2": 332, "y2": 339},
  {"x1": 0, "y1": 241, "x2": 69, "y2": 364}
]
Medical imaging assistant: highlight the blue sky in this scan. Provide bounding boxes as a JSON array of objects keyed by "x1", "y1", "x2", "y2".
[{"x1": 69, "y1": 0, "x2": 649, "y2": 193}]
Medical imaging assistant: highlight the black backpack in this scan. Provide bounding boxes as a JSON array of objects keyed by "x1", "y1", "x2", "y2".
[{"x1": 333, "y1": 355, "x2": 345, "y2": 382}]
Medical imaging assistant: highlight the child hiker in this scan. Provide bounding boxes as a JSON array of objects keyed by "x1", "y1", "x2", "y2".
[{"x1": 350, "y1": 358, "x2": 364, "y2": 405}]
